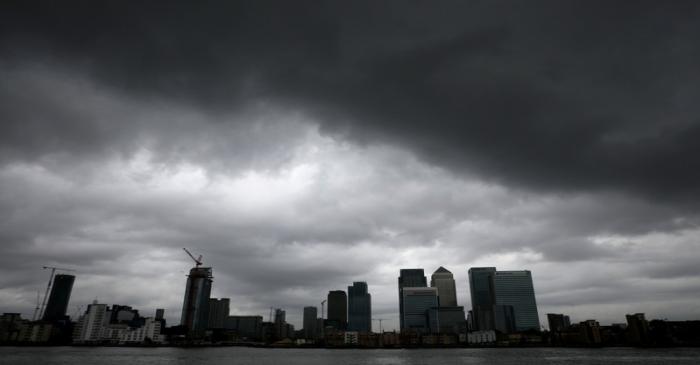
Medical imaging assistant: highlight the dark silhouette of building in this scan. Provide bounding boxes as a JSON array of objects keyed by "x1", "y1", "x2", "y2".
[
  {"x1": 327, "y1": 290, "x2": 347, "y2": 330},
  {"x1": 398, "y1": 269, "x2": 426, "y2": 331},
  {"x1": 493, "y1": 270, "x2": 539, "y2": 331},
  {"x1": 548, "y1": 313, "x2": 571, "y2": 332},
  {"x1": 468, "y1": 267, "x2": 539, "y2": 332},
  {"x1": 155, "y1": 308, "x2": 166, "y2": 329},
  {"x1": 208, "y1": 298, "x2": 230, "y2": 329},
  {"x1": 224, "y1": 315, "x2": 263, "y2": 340},
  {"x1": 427, "y1": 306, "x2": 466, "y2": 334},
  {"x1": 303, "y1": 306, "x2": 317, "y2": 340},
  {"x1": 402, "y1": 287, "x2": 437, "y2": 333},
  {"x1": 626, "y1": 313, "x2": 650, "y2": 346},
  {"x1": 468, "y1": 267, "x2": 496, "y2": 331},
  {"x1": 42, "y1": 274, "x2": 75, "y2": 322},
  {"x1": 348, "y1": 282, "x2": 372, "y2": 333},
  {"x1": 180, "y1": 267, "x2": 213, "y2": 337}
]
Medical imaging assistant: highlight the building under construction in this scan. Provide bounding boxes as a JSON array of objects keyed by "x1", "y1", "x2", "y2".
[{"x1": 180, "y1": 249, "x2": 213, "y2": 338}]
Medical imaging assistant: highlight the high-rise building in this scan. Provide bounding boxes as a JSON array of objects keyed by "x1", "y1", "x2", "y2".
[
  {"x1": 224, "y1": 315, "x2": 263, "y2": 340},
  {"x1": 468, "y1": 267, "x2": 540, "y2": 333},
  {"x1": 547, "y1": 313, "x2": 571, "y2": 332},
  {"x1": 402, "y1": 287, "x2": 438, "y2": 333},
  {"x1": 72, "y1": 301, "x2": 107, "y2": 343},
  {"x1": 208, "y1": 298, "x2": 230, "y2": 329},
  {"x1": 303, "y1": 306, "x2": 318, "y2": 340},
  {"x1": 155, "y1": 308, "x2": 166, "y2": 329},
  {"x1": 42, "y1": 274, "x2": 75, "y2": 322},
  {"x1": 493, "y1": 270, "x2": 539, "y2": 331},
  {"x1": 398, "y1": 269, "x2": 427, "y2": 330},
  {"x1": 468, "y1": 267, "x2": 497, "y2": 331},
  {"x1": 347, "y1": 282, "x2": 371, "y2": 333},
  {"x1": 327, "y1": 290, "x2": 347, "y2": 330},
  {"x1": 430, "y1": 267, "x2": 457, "y2": 307},
  {"x1": 180, "y1": 267, "x2": 213, "y2": 336}
]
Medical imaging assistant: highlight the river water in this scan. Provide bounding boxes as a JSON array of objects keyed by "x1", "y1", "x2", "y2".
[{"x1": 1, "y1": 346, "x2": 699, "y2": 365}]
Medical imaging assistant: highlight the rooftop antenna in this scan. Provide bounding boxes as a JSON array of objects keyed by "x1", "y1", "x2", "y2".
[{"x1": 182, "y1": 248, "x2": 203, "y2": 267}]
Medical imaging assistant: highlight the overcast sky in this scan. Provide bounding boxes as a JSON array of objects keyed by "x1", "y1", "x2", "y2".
[{"x1": 2, "y1": 1, "x2": 700, "y2": 331}]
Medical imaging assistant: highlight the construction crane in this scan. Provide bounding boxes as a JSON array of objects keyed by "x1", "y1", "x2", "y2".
[
  {"x1": 39, "y1": 266, "x2": 75, "y2": 320},
  {"x1": 372, "y1": 318, "x2": 386, "y2": 333},
  {"x1": 182, "y1": 248, "x2": 203, "y2": 267},
  {"x1": 31, "y1": 291, "x2": 41, "y2": 321}
]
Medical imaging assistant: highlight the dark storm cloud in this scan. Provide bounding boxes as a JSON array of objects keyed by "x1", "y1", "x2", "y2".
[{"x1": 3, "y1": 1, "x2": 700, "y2": 200}]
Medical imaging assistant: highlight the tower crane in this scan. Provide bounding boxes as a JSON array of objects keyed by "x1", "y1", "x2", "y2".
[
  {"x1": 39, "y1": 266, "x2": 75, "y2": 320},
  {"x1": 182, "y1": 248, "x2": 203, "y2": 267},
  {"x1": 372, "y1": 318, "x2": 386, "y2": 333}
]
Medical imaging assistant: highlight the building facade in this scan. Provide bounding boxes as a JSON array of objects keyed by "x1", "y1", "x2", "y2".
[
  {"x1": 224, "y1": 315, "x2": 263, "y2": 340},
  {"x1": 73, "y1": 302, "x2": 108, "y2": 343},
  {"x1": 303, "y1": 306, "x2": 318, "y2": 340},
  {"x1": 430, "y1": 267, "x2": 457, "y2": 307},
  {"x1": 42, "y1": 274, "x2": 75, "y2": 322},
  {"x1": 327, "y1": 290, "x2": 347, "y2": 330},
  {"x1": 402, "y1": 287, "x2": 438, "y2": 333},
  {"x1": 180, "y1": 267, "x2": 213, "y2": 336},
  {"x1": 208, "y1": 298, "x2": 230, "y2": 329},
  {"x1": 398, "y1": 269, "x2": 427, "y2": 331},
  {"x1": 493, "y1": 270, "x2": 539, "y2": 331},
  {"x1": 347, "y1": 282, "x2": 371, "y2": 333},
  {"x1": 468, "y1": 267, "x2": 497, "y2": 331}
]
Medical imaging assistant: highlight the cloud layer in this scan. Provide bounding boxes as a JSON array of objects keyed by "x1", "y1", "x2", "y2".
[{"x1": 1, "y1": 1, "x2": 700, "y2": 329}]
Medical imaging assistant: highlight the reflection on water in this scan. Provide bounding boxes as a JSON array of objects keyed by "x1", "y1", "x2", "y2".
[{"x1": 1, "y1": 347, "x2": 699, "y2": 365}]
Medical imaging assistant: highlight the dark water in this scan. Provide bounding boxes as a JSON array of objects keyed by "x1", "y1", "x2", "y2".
[{"x1": 1, "y1": 347, "x2": 699, "y2": 365}]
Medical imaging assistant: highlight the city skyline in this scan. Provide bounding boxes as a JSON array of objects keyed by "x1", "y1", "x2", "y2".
[{"x1": 2, "y1": 1, "x2": 700, "y2": 335}]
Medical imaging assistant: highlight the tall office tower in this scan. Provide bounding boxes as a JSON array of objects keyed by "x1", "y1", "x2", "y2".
[
  {"x1": 42, "y1": 274, "x2": 75, "y2": 321},
  {"x1": 155, "y1": 308, "x2": 166, "y2": 329},
  {"x1": 402, "y1": 287, "x2": 438, "y2": 333},
  {"x1": 274, "y1": 308, "x2": 287, "y2": 339},
  {"x1": 468, "y1": 267, "x2": 497, "y2": 331},
  {"x1": 208, "y1": 298, "x2": 230, "y2": 329},
  {"x1": 430, "y1": 267, "x2": 457, "y2": 307},
  {"x1": 547, "y1": 313, "x2": 571, "y2": 332},
  {"x1": 180, "y1": 267, "x2": 213, "y2": 336},
  {"x1": 493, "y1": 270, "x2": 539, "y2": 331},
  {"x1": 327, "y1": 290, "x2": 347, "y2": 330},
  {"x1": 347, "y1": 282, "x2": 372, "y2": 333},
  {"x1": 303, "y1": 306, "x2": 318, "y2": 340},
  {"x1": 398, "y1": 269, "x2": 427, "y2": 330}
]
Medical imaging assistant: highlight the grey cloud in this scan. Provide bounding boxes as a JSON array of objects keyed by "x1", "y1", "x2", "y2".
[{"x1": 3, "y1": 1, "x2": 700, "y2": 200}]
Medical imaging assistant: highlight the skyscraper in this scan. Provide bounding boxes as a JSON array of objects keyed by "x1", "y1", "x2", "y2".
[
  {"x1": 398, "y1": 269, "x2": 427, "y2": 330},
  {"x1": 303, "y1": 306, "x2": 318, "y2": 340},
  {"x1": 468, "y1": 267, "x2": 497, "y2": 331},
  {"x1": 208, "y1": 298, "x2": 230, "y2": 329},
  {"x1": 180, "y1": 267, "x2": 213, "y2": 336},
  {"x1": 42, "y1": 274, "x2": 75, "y2": 322},
  {"x1": 327, "y1": 290, "x2": 347, "y2": 330},
  {"x1": 493, "y1": 270, "x2": 539, "y2": 331},
  {"x1": 430, "y1": 267, "x2": 457, "y2": 307},
  {"x1": 402, "y1": 287, "x2": 438, "y2": 333},
  {"x1": 347, "y1": 282, "x2": 371, "y2": 333},
  {"x1": 547, "y1": 313, "x2": 571, "y2": 332}
]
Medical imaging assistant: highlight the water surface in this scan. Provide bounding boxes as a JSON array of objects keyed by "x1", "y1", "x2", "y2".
[{"x1": 1, "y1": 346, "x2": 699, "y2": 365}]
